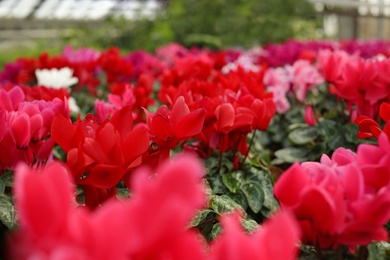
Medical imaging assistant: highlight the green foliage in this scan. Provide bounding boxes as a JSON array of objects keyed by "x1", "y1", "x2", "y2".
[
  {"x1": 0, "y1": 194, "x2": 16, "y2": 229},
  {"x1": 368, "y1": 242, "x2": 390, "y2": 260},
  {"x1": 259, "y1": 88, "x2": 373, "y2": 168},
  {"x1": 192, "y1": 153, "x2": 279, "y2": 240},
  {"x1": 0, "y1": 170, "x2": 17, "y2": 229},
  {"x1": 62, "y1": 0, "x2": 320, "y2": 51}
]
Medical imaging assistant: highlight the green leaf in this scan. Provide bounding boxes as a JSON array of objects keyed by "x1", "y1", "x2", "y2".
[
  {"x1": 0, "y1": 170, "x2": 14, "y2": 193},
  {"x1": 221, "y1": 171, "x2": 243, "y2": 193},
  {"x1": 0, "y1": 194, "x2": 17, "y2": 229},
  {"x1": 241, "y1": 182, "x2": 264, "y2": 213},
  {"x1": 274, "y1": 147, "x2": 308, "y2": 163},
  {"x1": 210, "y1": 194, "x2": 243, "y2": 215},
  {"x1": 208, "y1": 174, "x2": 229, "y2": 194},
  {"x1": 287, "y1": 123, "x2": 307, "y2": 132},
  {"x1": 368, "y1": 242, "x2": 390, "y2": 260},
  {"x1": 244, "y1": 167, "x2": 279, "y2": 217},
  {"x1": 210, "y1": 223, "x2": 222, "y2": 240},
  {"x1": 317, "y1": 119, "x2": 338, "y2": 139},
  {"x1": 307, "y1": 143, "x2": 327, "y2": 161},
  {"x1": 229, "y1": 190, "x2": 248, "y2": 210},
  {"x1": 205, "y1": 157, "x2": 220, "y2": 173},
  {"x1": 241, "y1": 219, "x2": 259, "y2": 233},
  {"x1": 327, "y1": 133, "x2": 345, "y2": 151},
  {"x1": 190, "y1": 209, "x2": 214, "y2": 227},
  {"x1": 116, "y1": 188, "x2": 130, "y2": 200},
  {"x1": 288, "y1": 126, "x2": 318, "y2": 145}
]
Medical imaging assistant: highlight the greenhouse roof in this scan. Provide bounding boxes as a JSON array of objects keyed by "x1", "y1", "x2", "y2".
[{"x1": 0, "y1": 0, "x2": 162, "y2": 20}]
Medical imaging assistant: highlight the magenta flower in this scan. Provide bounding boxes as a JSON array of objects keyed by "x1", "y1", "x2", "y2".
[{"x1": 275, "y1": 143, "x2": 390, "y2": 249}]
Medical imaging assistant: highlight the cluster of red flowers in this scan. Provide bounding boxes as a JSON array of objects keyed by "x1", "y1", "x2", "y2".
[
  {"x1": 318, "y1": 50, "x2": 390, "y2": 119},
  {"x1": 7, "y1": 155, "x2": 300, "y2": 260},
  {"x1": 2, "y1": 40, "x2": 390, "y2": 258}
]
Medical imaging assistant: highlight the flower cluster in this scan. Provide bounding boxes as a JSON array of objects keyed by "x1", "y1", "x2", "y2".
[
  {"x1": 274, "y1": 134, "x2": 390, "y2": 249},
  {"x1": 0, "y1": 87, "x2": 69, "y2": 170},
  {"x1": 2, "y1": 39, "x2": 390, "y2": 259},
  {"x1": 7, "y1": 155, "x2": 300, "y2": 260},
  {"x1": 51, "y1": 106, "x2": 150, "y2": 208},
  {"x1": 318, "y1": 50, "x2": 390, "y2": 118}
]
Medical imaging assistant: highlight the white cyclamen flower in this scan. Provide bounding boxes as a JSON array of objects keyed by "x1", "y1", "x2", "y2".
[
  {"x1": 68, "y1": 97, "x2": 80, "y2": 114},
  {"x1": 35, "y1": 67, "x2": 79, "y2": 89}
]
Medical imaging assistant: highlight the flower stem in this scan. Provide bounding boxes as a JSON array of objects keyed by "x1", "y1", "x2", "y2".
[{"x1": 239, "y1": 130, "x2": 257, "y2": 169}]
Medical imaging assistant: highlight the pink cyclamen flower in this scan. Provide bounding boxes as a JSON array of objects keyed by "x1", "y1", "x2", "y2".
[
  {"x1": 289, "y1": 60, "x2": 324, "y2": 102},
  {"x1": 274, "y1": 143, "x2": 390, "y2": 249},
  {"x1": 210, "y1": 210, "x2": 300, "y2": 260},
  {"x1": 263, "y1": 67, "x2": 291, "y2": 113}
]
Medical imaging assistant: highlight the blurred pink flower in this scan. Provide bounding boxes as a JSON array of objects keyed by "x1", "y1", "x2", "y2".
[
  {"x1": 263, "y1": 67, "x2": 291, "y2": 113},
  {"x1": 210, "y1": 210, "x2": 300, "y2": 260},
  {"x1": 289, "y1": 60, "x2": 324, "y2": 102},
  {"x1": 275, "y1": 143, "x2": 390, "y2": 248}
]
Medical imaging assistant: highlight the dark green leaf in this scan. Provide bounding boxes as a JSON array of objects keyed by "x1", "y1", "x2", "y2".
[
  {"x1": 210, "y1": 223, "x2": 222, "y2": 240},
  {"x1": 0, "y1": 170, "x2": 14, "y2": 193},
  {"x1": 287, "y1": 123, "x2": 307, "y2": 132},
  {"x1": 0, "y1": 194, "x2": 17, "y2": 229},
  {"x1": 274, "y1": 147, "x2": 308, "y2": 163},
  {"x1": 244, "y1": 167, "x2": 279, "y2": 217},
  {"x1": 208, "y1": 174, "x2": 229, "y2": 194},
  {"x1": 229, "y1": 190, "x2": 248, "y2": 210},
  {"x1": 307, "y1": 143, "x2": 327, "y2": 161},
  {"x1": 317, "y1": 119, "x2": 338, "y2": 139},
  {"x1": 288, "y1": 126, "x2": 318, "y2": 145},
  {"x1": 221, "y1": 171, "x2": 243, "y2": 193},
  {"x1": 368, "y1": 242, "x2": 390, "y2": 260},
  {"x1": 241, "y1": 182, "x2": 264, "y2": 213},
  {"x1": 116, "y1": 188, "x2": 130, "y2": 200},
  {"x1": 190, "y1": 209, "x2": 214, "y2": 227},
  {"x1": 205, "y1": 157, "x2": 220, "y2": 173},
  {"x1": 210, "y1": 194, "x2": 243, "y2": 215},
  {"x1": 241, "y1": 219, "x2": 259, "y2": 233},
  {"x1": 328, "y1": 133, "x2": 345, "y2": 151}
]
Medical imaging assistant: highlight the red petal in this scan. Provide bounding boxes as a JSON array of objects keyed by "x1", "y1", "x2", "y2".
[
  {"x1": 296, "y1": 187, "x2": 337, "y2": 233},
  {"x1": 215, "y1": 103, "x2": 235, "y2": 131},
  {"x1": 110, "y1": 105, "x2": 133, "y2": 140},
  {"x1": 51, "y1": 114, "x2": 76, "y2": 153},
  {"x1": 256, "y1": 211, "x2": 300, "y2": 260},
  {"x1": 369, "y1": 125, "x2": 383, "y2": 139},
  {"x1": 171, "y1": 96, "x2": 190, "y2": 126},
  {"x1": 96, "y1": 123, "x2": 117, "y2": 156},
  {"x1": 83, "y1": 137, "x2": 110, "y2": 164},
  {"x1": 379, "y1": 102, "x2": 390, "y2": 122},
  {"x1": 122, "y1": 124, "x2": 149, "y2": 166},
  {"x1": 10, "y1": 113, "x2": 30, "y2": 148},
  {"x1": 175, "y1": 108, "x2": 206, "y2": 139},
  {"x1": 15, "y1": 162, "x2": 73, "y2": 238},
  {"x1": 274, "y1": 162, "x2": 310, "y2": 207},
  {"x1": 80, "y1": 164, "x2": 125, "y2": 189},
  {"x1": 150, "y1": 113, "x2": 175, "y2": 141}
]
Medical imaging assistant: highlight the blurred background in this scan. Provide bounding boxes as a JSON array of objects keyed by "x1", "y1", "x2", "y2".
[{"x1": 1, "y1": 0, "x2": 390, "y2": 67}]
